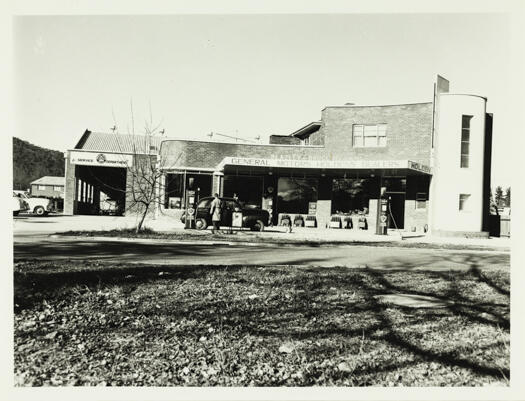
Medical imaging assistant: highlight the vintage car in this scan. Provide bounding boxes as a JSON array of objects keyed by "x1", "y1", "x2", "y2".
[
  {"x1": 180, "y1": 197, "x2": 270, "y2": 231},
  {"x1": 12, "y1": 192, "x2": 29, "y2": 216},
  {"x1": 16, "y1": 192, "x2": 53, "y2": 216},
  {"x1": 99, "y1": 198, "x2": 123, "y2": 216}
]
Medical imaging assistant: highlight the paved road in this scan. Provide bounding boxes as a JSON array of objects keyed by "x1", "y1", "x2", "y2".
[
  {"x1": 13, "y1": 215, "x2": 510, "y2": 271},
  {"x1": 13, "y1": 235, "x2": 509, "y2": 271}
]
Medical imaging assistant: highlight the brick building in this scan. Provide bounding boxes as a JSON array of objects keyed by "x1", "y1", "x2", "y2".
[{"x1": 63, "y1": 75, "x2": 493, "y2": 237}]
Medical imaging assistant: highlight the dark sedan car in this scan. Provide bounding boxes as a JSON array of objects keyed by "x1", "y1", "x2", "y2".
[{"x1": 181, "y1": 197, "x2": 270, "y2": 231}]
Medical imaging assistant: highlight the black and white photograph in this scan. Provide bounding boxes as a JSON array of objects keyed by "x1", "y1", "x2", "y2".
[{"x1": 4, "y1": 1, "x2": 524, "y2": 400}]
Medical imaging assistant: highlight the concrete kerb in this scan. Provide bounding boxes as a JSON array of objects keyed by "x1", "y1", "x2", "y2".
[
  {"x1": 49, "y1": 234, "x2": 283, "y2": 248},
  {"x1": 48, "y1": 234, "x2": 395, "y2": 248},
  {"x1": 48, "y1": 233, "x2": 510, "y2": 253}
]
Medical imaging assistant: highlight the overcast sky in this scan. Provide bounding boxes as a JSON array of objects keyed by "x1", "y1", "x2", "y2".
[{"x1": 13, "y1": 14, "x2": 511, "y2": 187}]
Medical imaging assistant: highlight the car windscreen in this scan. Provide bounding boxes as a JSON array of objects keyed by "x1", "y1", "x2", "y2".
[
  {"x1": 223, "y1": 200, "x2": 241, "y2": 210},
  {"x1": 197, "y1": 199, "x2": 212, "y2": 208}
]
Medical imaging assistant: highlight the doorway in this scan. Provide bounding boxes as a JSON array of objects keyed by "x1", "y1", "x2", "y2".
[
  {"x1": 75, "y1": 165, "x2": 127, "y2": 215},
  {"x1": 387, "y1": 193, "x2": 405, "y2": 229}
]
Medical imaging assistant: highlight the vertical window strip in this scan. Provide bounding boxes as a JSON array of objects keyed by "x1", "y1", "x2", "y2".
[{"x1": 460, "y1": 116, "x2": 472, "y2": 168}]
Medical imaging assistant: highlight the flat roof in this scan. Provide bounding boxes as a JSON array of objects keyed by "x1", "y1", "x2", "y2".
[{"x1": 322, "y1": 101, "x2": 433, "y2": 111}]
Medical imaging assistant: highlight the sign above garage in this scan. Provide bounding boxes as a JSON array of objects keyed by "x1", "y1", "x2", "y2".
[
  {"x1": 218, "y1": 157, "x2": 431, "y2": 173},
  {"x1": 70, "y1": 151, "x2": 133, "y2": 167}
]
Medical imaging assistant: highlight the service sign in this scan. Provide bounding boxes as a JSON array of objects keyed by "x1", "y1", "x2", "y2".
[{"x1": 70, "y1": 151, "x2": 133, "y2": 167}]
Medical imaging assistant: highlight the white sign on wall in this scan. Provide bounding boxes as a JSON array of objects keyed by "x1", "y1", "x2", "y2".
[
  {"x1": 70, "y1": 151, "x2": 134, "y2": 167},
  {"x1": 221, "y1": 157, "x2": 431, "y2": 172}
]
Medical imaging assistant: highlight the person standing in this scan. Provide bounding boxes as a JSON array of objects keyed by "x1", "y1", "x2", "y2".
[{"x1": 210, "y1": 193, "x2": 222, "y2": 234}]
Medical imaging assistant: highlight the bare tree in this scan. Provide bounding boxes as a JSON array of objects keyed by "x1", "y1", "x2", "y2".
[{"x1": 108, "y1": 100, "x2": 181, "y2": 232}]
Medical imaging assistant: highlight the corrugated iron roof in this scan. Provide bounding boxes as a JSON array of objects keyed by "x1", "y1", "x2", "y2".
[
  {"x1": 74, "y1": 130, "x2": 171, "y2": 154},
  {"x1": 30, "y1": 176, "x2": 65, "y2": 186}
]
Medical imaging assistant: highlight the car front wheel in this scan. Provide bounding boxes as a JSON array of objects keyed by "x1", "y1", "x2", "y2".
[
  {"x1": 195, "y1": 218, "x2": 208, "y2": 230},
  {"x1": 251, "y1": 220, "x2": 265, "y2": 232},
  {"x1": 34, "y1": 206, "x2": 46, "y2": 216}
]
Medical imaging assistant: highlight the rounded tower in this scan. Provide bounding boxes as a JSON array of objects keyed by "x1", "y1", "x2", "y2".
[{"x1": 429, "y1": 93, "x2": 489, "y2": 237}]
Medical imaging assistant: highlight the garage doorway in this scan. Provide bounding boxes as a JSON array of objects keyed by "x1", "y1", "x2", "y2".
[{"x1": 75, "y1": 165, "x2": 127, "y2": 215}]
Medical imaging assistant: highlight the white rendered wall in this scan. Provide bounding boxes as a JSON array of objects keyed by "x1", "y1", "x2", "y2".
[{"x1": 430, "y1": 94, "x2": 486, "y2": 233}]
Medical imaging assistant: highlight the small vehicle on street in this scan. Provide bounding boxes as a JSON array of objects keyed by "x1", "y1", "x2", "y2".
[
  {"x1": 180, "y1": 196, "x2": 270, "y2": 231},
  {"x1": 99, "y1": 198, "x2": 122, "y2": 216},
  {"x1": 13, "y1": 192, "x2": 29, "y2": 216},
  {"x1": 15, "y1": 192, "x2": 53, "y2": 216}
]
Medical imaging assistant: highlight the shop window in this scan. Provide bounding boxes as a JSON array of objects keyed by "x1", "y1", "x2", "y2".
[
  {"x1": 416, "y1": 192, "x2": 427, "y2": 209},
  {"x1": 165, "y1": 174, "x2": 184, "y2": 209},
  {"x1": 277, "y1": 178, "x2": 318, "y2": 214},
  {"x1": 459, "y1": 194, "x2": 471, "y2": 211},
  {"x1": 461, "y1": 115, "x2": 472, "y2": 168},
  {"x1": 54, "y1": 186, "x2": 63, "y2": 192},
  {"x1": 186, "y1": 174, "x2": 212, "y2": 199},
  {"x1": 353, "y1": 124, "x2": 387, "y2": 148},
  {"x1": 331, "y1": 178, "x2": 376, "y2": 214},
  {"x1": 165, "y1": 173, "x2": 212, "y2": 209},
  {"x1": 38, "y1": 185, "x2": 46, "y2": 190},
  {"x1": 381, "y1": 177, "x2": 406, "y2": 193},
  {"x1": 224, "y1": 176, "x2": 263, "y2": 208}
]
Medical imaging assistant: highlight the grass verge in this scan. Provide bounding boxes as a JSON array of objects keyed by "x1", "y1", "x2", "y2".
[
  {"x1": 13, "y1": 260, "x2": 509, "y2": 386},
  {"x1": 59, "y1": 228, "x2": 506, "y2": 251}
]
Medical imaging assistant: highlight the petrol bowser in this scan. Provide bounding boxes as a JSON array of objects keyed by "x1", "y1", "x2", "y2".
[
  {"x1": 184, "y1": 189, "x2": 196, "y2": 229},
  {"x1": 376, "y1": 187, "x2": 389, "y2": 235},
  {"x1": 267, "y1": 199, "x2": 273, "y2": 226}
]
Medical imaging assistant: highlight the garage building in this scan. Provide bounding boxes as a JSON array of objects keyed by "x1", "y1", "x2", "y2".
[{"x1": 63, "y1": 75, "x2": 493, "y2": 237}]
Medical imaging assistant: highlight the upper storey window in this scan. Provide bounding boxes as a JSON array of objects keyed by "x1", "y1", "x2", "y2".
[
  {"x1": 460, "y1": 115, "x2": 472, "y2": 168},
  {"x1": 353, "y1": 124, "x2": 387, "y2": 148}
]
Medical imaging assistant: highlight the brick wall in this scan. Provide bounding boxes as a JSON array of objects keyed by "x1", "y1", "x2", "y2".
[
  {"x1": 161, "y1": 103, "x2": 433, "y2": 169},
  {"x1": 321, "y1": 103, "x2": 433, "y2": 166},
  {"x1": 125, "y1": 154, "x2": 158, "y2": 217},
  {"x1": 308, "y1": 127, "x2": 325, "y2": 146},
  {"x1": 404, "y1": 175, "x2": 430, "y2": 232},
  {"x1": 161, "y1": 141, "x2": 324, "y2": 169},
  {"x1": 63, "y1": 155, "x2": 76, "y2": 215},
  {"x1": 269, "y1": 135, "x2": 301, "y2": 145}
]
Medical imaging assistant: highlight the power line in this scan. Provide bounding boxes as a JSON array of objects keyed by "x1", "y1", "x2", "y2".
[{"x1": 207, "y1": 131, "x2": 258, "y2": 143}]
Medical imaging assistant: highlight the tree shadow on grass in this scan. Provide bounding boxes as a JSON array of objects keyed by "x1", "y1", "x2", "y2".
[
  {"x1": 14, "y1": 252, "x2": 510, "y2": 385},
  {"x1": 362, "y1": 266, "x2": 509, "y2": 380}
]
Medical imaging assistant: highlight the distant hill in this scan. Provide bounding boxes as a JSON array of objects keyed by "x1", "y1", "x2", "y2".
[{"x1": 13, "y1": 137, "x2": 64, "y2": 190}]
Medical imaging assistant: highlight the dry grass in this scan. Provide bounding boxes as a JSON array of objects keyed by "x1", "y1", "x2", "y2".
[{"x1": 14, "y1": 261, "x2": 509, "y2": 386}]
